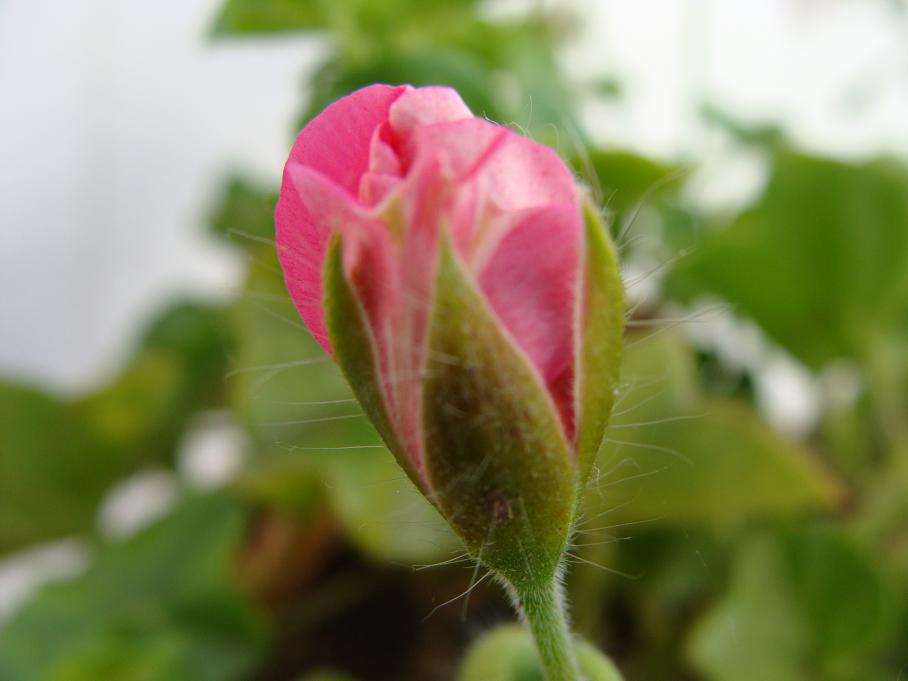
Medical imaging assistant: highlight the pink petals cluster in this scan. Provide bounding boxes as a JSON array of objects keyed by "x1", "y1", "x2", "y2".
[{"x1": 276, "y1": 84, "x2": 583, "y2": 481}]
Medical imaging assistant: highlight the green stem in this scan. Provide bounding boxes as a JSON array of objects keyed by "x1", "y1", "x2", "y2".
[{"x1": 510, "y1": 572, "x2": 581, "y2": 681}]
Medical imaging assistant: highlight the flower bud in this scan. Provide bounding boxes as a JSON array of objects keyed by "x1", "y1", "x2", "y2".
[{"x1": 276, "y1": 84, "x2": 623, "y2": 582}]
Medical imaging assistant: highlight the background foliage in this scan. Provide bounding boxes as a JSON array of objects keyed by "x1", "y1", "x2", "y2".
[{"x1": 2, "y1": 1, "x2": 907, "y2": 680}]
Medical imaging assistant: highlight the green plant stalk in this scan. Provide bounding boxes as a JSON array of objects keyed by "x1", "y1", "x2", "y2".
[{"x1": 508, "y1": 570, "x2": 581, "y2": 681}]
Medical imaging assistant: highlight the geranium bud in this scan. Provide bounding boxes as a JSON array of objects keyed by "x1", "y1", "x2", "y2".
[{"x1": 276, "y1": 84, "x2": 623, "y2": 583}]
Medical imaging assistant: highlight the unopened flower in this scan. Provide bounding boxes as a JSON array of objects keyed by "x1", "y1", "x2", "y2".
[{"x1": 276, "y1": 84, "x2": 623, "y2": 584}]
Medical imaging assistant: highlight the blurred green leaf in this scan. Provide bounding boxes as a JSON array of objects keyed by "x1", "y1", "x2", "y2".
[
  {"x1": 0, "y1": 383, "x2": 113, "y2": 550},
  {"x1": 689, "y1": 527, "x2": 894, "y2": 681},
  {"x1": 579, "y1": 150, "x2": 682, "y2": 237},
  {"x1": 688, "y1": 535, "x2": 810, "y2": 681},
  {"x1": 668, "y1": 152, "x2": 908, "y2": 371},
  {"x1": 0, "y1": 302, "x2": 230, "y2": 552},
  {"x1": 80, "y1": 301, "x2": 231, "y2": 461},
  {"x1": 211, "y1": 0, "x2": 482, "y2": 41},
  {"x1": 225, "y1": 243, "x2": 353, "y2": 445},
  {"x1": 320, "y1": 444, "x2": 460, "y2": 565},
  {"x1": 784, "y1": 525, "x2": 891, "y2": 658},
  {"x1": 588, "y1": 331, "x2": 844, "y2": 526},
  {"x1": 0, "y1": 494, "x2": 266, "y2": 681},
  {"x1": 211, "y1": 0, "x2": 329, "y2": 35},
  {"x1": 224, "y1": 241, "x2": 355, "y2": 510},
  {"x1": 208, "y1": 176, "x2": 278, "y2": 249}
]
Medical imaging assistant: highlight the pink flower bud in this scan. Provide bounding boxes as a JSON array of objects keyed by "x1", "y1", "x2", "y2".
[{"x1": 276, "y1": 84, "x2": 623, "y2": 580}]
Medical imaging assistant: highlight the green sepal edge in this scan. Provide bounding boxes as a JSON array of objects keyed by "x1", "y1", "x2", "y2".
[
  {"x1": 575, "y1": 199, "x2": 625, "y2": 483},
  {"x1": 323, "y1": 235, "x2": 426, "y2": 493},
  {"x1": 421, "y1": 234, "x2": 577, "y2": 585}
]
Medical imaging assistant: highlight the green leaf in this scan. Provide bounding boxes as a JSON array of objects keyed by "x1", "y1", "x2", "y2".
[
  {"x1": 579, "y1": 151, "x2": 682, "y2": 238},
  {"x1": 668, "y1": 152, "x2": 908, "y2": 371},
  {"x1": 783, "y1": 526, "x2": 892, "y2": 658},
  {"x1": 458, "y1": 625, "x2": 624, "y2": 681},
  {"x1": 587, "y1": 331, "x2": 844, "y2": 526},
  {"x1": 0, "y1": 302, "x2": 231, "y2": 552},
  {"x1": 79, "y1": 301, "x2": 231, "y2": 463},
  {"x1": 226, "y1": 243, "x2": 350, "y2": 443},
  {"x1": 688, "y1": 535, "x2": 811, "y2": 681},
  {"x1": 422, "y1": 238, "x2": 575, "y2": 583},
  {"x1": 211, "y1": 240, "x2": 343, "y2": 516},
  {"x1": 208, "y1": 176, "x2": 278, "y2": 250},
  {"x1": 0, "y1": 494, "x2": 266, "y2": 681},
  {"x1": 319, "y1": 444, "x2": 460, "y2": 565},
  {"x1": 211, "y1": 0, "x2": 329, "y2": 36},
  {"x1": 211, "y1": 0, "x2": 483, "y2": 43},
  {"x1": 0, "y1": 383, "x2": 112, "y2": 551},
  {"x1": 688, "y1": 528, "x2": 894, "y2": 681}
]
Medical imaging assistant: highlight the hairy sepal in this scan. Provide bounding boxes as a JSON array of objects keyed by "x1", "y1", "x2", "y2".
[
  {"x1": 422, "y1": 236, "x2": 576, "y2": 585},
  {"x1": 323, "y1": 236, "x2": 425, "y2": 492},
  {"x1": 575, "y1": 200, "x2": 625, "y2": 482}
]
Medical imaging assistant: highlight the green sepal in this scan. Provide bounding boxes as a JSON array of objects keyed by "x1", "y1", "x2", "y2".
[
  {"x1": 422, "y1": 236, "x2": 576, "y2": 584},
  {"x1": 458, "y1": 625, "x2": 625, "y2": 681},
  {"x1": 575, "y1": 200, "x2": 625, "y2": 482},
  {"x1": 323, "y1": 235, "x2": 424, "y2": 492}
]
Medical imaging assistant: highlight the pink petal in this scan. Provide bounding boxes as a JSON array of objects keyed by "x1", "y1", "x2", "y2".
[
  {"x1": 367, "y1": 123, "x2": 403, "y2": 178},
  {"x1": 285, "y1": 163, "x2": 396, "y2": 365},
  {"x1": 276, "y1": 84, "x2": 409, "y2": 352},
  {"x1": 408, "y1": 119, "x2": 579, "y2": 265},
  {"x1": 388, "y1": 86, "x2": 473, "y2": 142},
  {"x1": 412, "y1": 119, "x2": 577, "y2": 211},
  {"x1": 477, "y1": 202, "x2": 582, "y2": 440}
]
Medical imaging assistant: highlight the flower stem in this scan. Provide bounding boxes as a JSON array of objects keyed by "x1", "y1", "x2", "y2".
[{"x1": 510, "y1": 572, "x2": 581, "y2": 681}]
